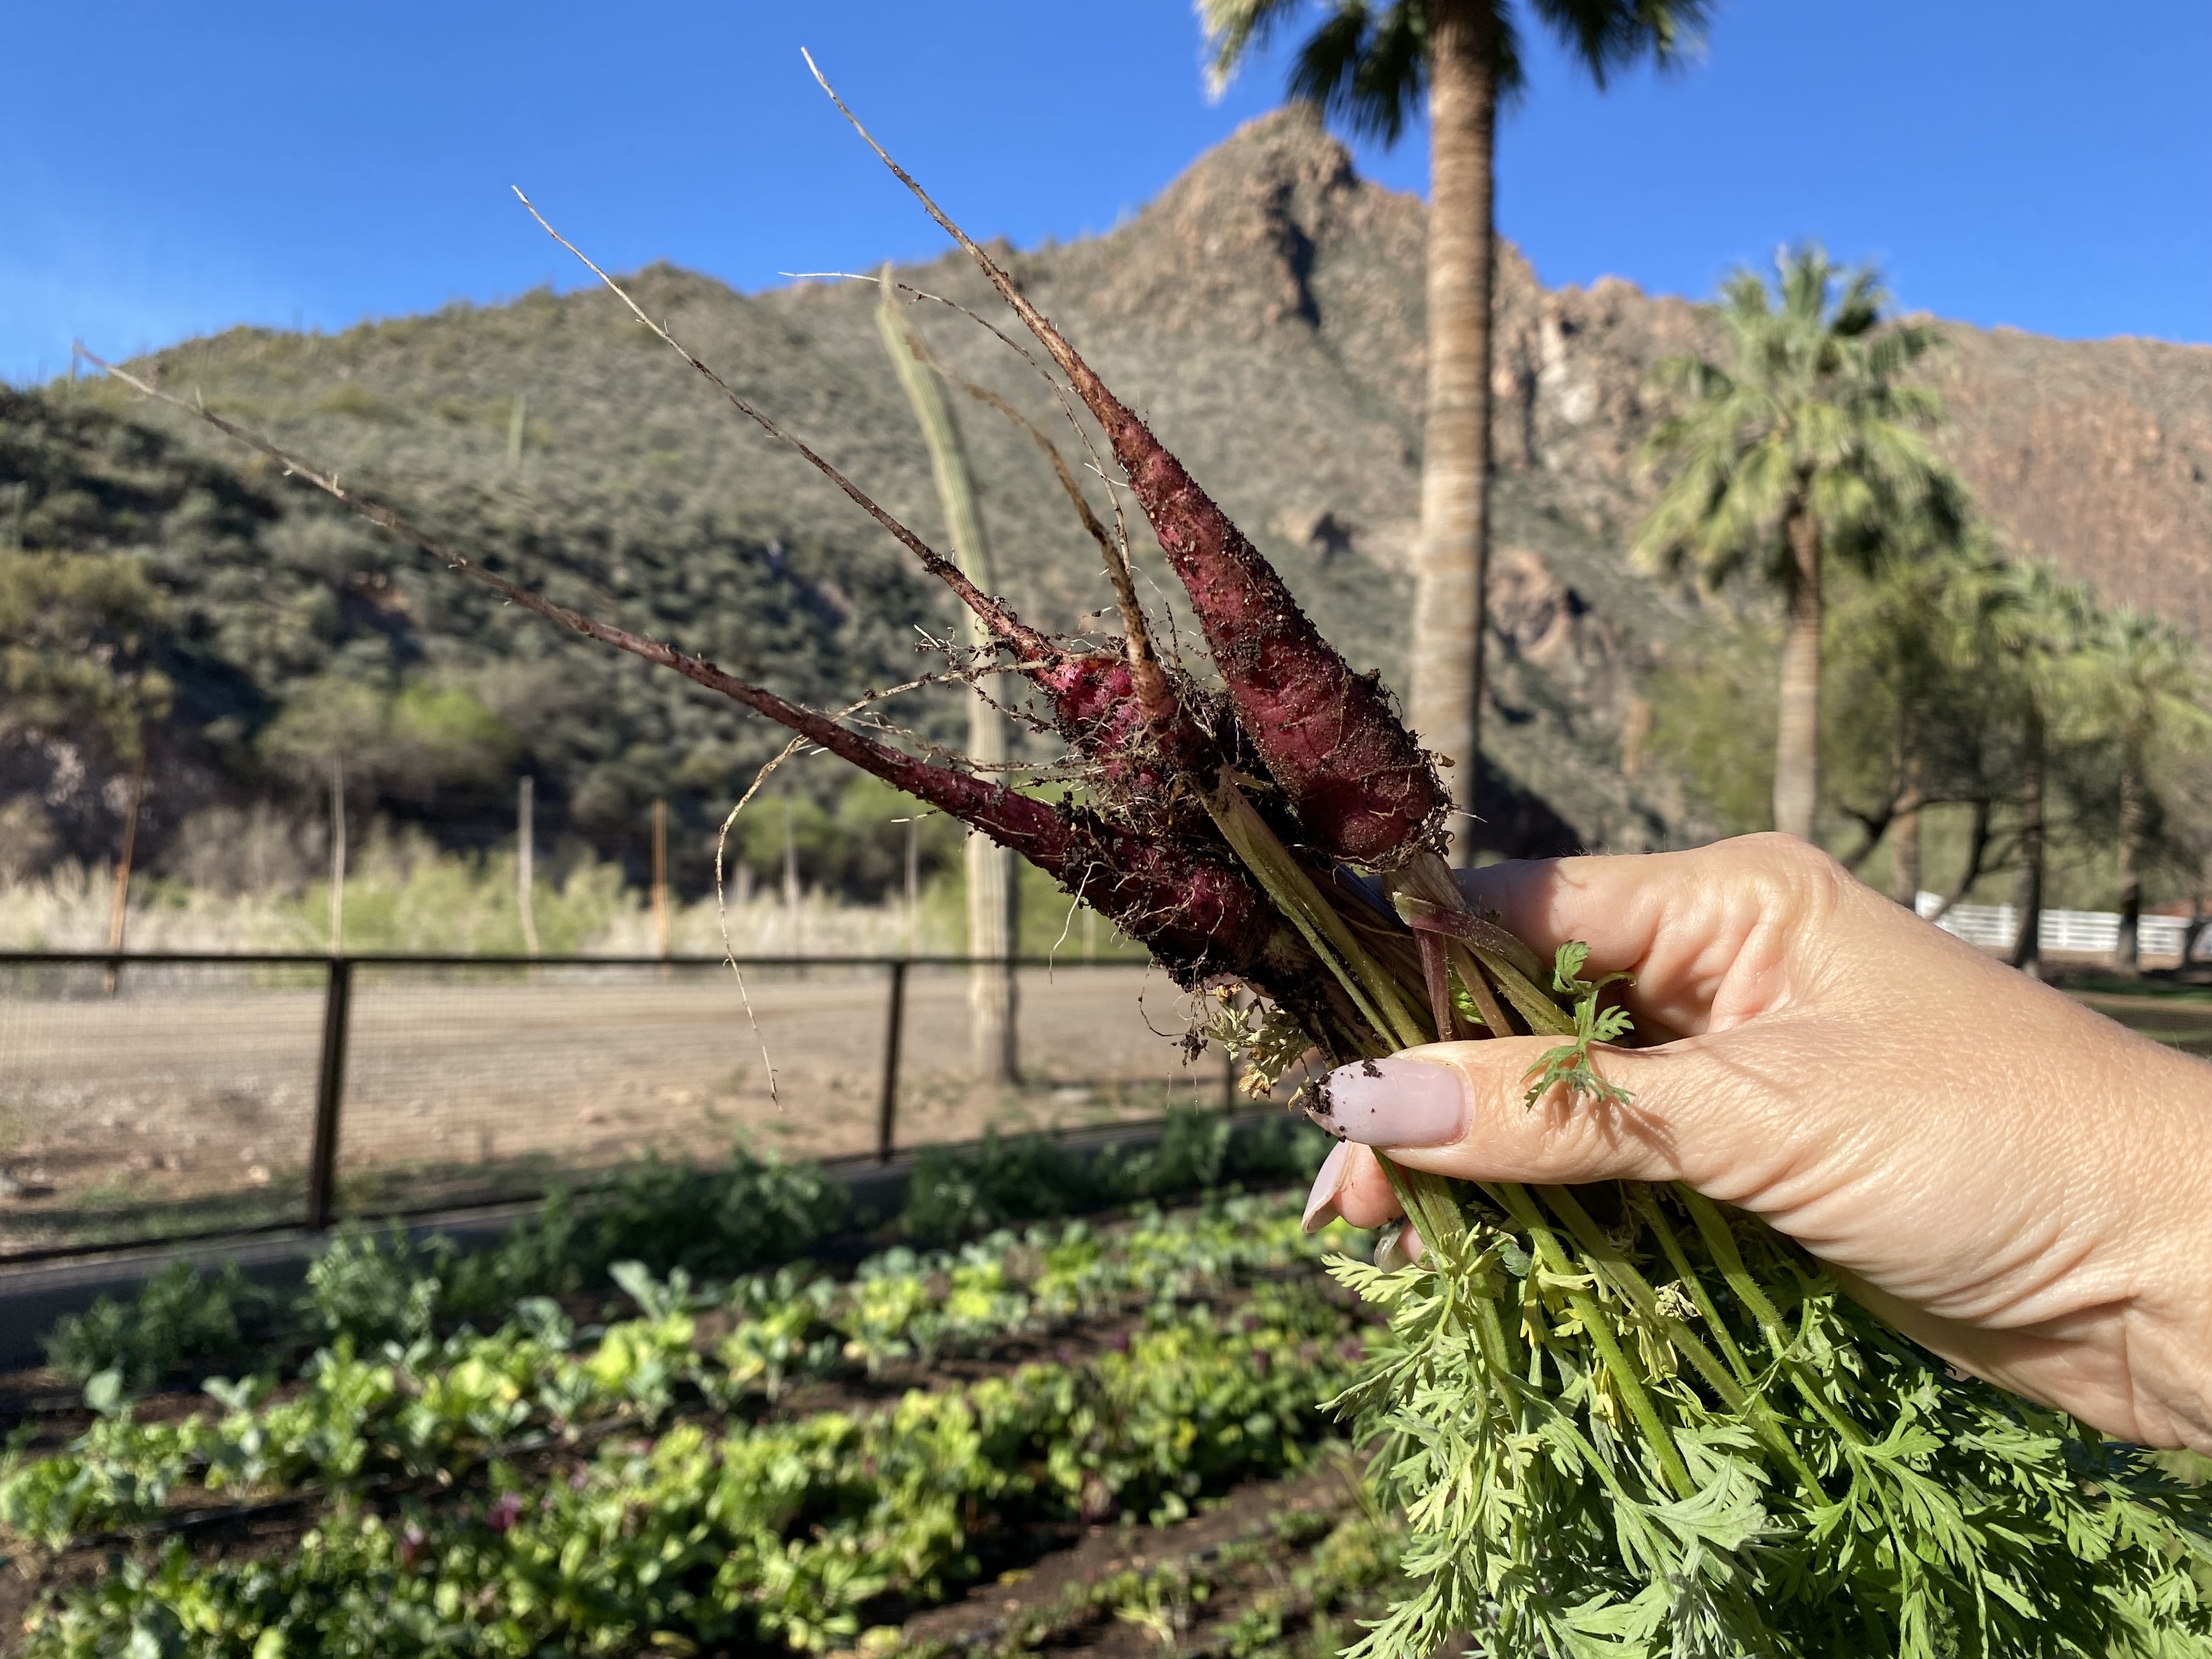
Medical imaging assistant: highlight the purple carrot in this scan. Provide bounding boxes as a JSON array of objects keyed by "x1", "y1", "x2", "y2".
[{"x1": 808, "y1": 59, "x2": 1445, "y2": 868}]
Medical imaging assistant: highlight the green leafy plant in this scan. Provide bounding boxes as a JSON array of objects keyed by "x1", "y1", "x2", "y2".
[
  {"x1": 15, "y1": 1283, "x2": 1364, "y2": 1656},
  {"x1": 1520, "y1": 942, "x2": 1635, "y2": 1109},
  {"x1": 1328, "y1": 1184, "x2": 2212, "y2": 1658},
  {"x1": 44, "y1": 1260, "x2": 276, "y2": 1389},
  {"x1": 306, "y1": 1224, "x2": 450, "y2": 1347},
  {"x1": 2, "y1": 1193, "x2": 1344, "y2": 1553}
]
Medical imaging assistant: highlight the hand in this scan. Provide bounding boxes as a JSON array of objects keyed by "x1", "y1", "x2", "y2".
[{"x1": 1303, "y1": 833, "x2": 2212, "y2": 1451}]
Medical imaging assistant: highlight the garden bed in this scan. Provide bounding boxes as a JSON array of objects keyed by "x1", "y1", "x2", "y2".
[{"x1": 0, "y1": 1113, "x2": 1382, "y2": 1657}]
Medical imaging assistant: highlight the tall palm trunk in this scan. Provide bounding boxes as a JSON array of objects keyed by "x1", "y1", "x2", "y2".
[
  {"x1": 2012, "y1": 705, "x2": 2046, "y2": 979},
  {"x1": 2114, "y1": 732, "x2": 2146, "y2": 977},
  {"x1": 1408, "y1": 0, "x2": 1498, "y2": 869},
  {"x1": 1771, "y1": 500, "x2": 1822, "y2": 840}
]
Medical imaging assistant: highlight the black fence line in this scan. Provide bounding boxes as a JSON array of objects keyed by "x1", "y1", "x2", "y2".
[{"x1": 1, "y1": 950, "x2": 1222, "y2": 1263}]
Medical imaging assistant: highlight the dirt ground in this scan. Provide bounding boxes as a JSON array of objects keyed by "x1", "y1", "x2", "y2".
[
  {"x1": 12, "y1": 953, "x2": 2203, "y2": 1258},
  {"x1": 0, "y1": 961, "x2": 1224, "y2": 1253}
]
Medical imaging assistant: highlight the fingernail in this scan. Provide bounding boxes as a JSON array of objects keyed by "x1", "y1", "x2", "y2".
[
  {"x1": 1374, "y1": 1221, "x2": 1426, "y2": 1272},
  {"x1": 1301, "y1": 1142, "x2": 1350, "y2": 1233},
  {"x1": 1313, "y1": 1057, "x2": 1467, "y2": 1148}
]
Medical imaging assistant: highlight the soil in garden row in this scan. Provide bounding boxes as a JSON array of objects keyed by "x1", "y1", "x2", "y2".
[{"x1": 898, "y1": 1466, "x2": 1378, "y2": 1659}]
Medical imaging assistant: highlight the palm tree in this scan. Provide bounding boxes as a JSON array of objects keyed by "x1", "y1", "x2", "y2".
[
  {"x1": 1199, "y1": 0, "x2": 1709, "y2": 866},
  {"x1": 1987, "y1": 563, "x2": 2094, "y2": 979},
  {"x1": 2075, "y1": 608, "x2": 2211, "y2": 976},
  {"x1": 1634, "y1": 247, "x2": 1959, "y2": 842}
]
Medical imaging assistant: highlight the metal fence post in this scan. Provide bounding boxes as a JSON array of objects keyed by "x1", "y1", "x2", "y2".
[
  {"x1": 306, "y1": 957, "x2": 353, "y2": 1230},
  {"x1": 876, "y1": 958, "x2": 909, "y2": 1163}
]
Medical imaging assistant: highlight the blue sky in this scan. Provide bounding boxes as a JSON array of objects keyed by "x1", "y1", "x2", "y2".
[{"x1": 4, "y1": 1, "x2": 2207, "y2": 385}]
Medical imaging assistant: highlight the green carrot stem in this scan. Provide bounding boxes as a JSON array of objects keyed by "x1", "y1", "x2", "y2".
[
  {"x1": 1679, "y1": 1188, "x2": 1790, "y2": 1344},
  {"x1": 1640, "y1": 1195, "x2": 1758, "y2": 1386},
  {"x1": 1479, "y1": 952, "x2": 1577, "y2": 1037},
  {"x1": 1203, "y1": 775, "x2": 1430, "y2": 1052},
  {"x1": 1538, "y1": 1186, "x2": 1829, "y2": 1500},
  {"x1": 1375, "y1": 1156, "x2": 1466, "y2": 1257},
  {"x1": 1568, "y1": 1285, "x2": 1697, "y2": 1502},
  {"x1": 1492, "y1": 1183, "x2": 1697, "y2": 1502},
  {"x1": 1447, "y1": 942, "x2": 1513, "y2": 1035},
  {"x1": 1536, "y1": 1186, "x2": 1746, "y2": 1401},
  {"x1": 1679, "y1": 1187, "x2": 1868, "y2": 1451}
]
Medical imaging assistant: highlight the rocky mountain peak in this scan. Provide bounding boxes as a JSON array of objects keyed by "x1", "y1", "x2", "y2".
[{"x1": 1080, "y1": 105, "x2": 1382, "y2": 339}]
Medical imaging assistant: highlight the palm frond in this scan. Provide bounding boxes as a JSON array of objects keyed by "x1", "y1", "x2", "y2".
[
  {"x1": 1197, "y1": 0, "x2": 1317, "y2": 96},
  {"x1": 1285, "y1": 2, "x2": 1430, "y2": 145},
  {"x1": 1637, "y1": 245, "x2": 1966, "y2": 596},
  {"x1": 1528, "y1": 0, "x2": 1713, "y2": 89}
]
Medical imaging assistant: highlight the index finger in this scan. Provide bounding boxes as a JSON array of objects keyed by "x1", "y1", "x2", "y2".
[{"x1": 1458, "y1": 833, "x2": 1840, "y2": 1039}]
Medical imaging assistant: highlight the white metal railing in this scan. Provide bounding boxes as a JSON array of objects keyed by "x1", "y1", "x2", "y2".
[{"x1": 1915, "y1": 894, "x2": 2207, "y2": 960}]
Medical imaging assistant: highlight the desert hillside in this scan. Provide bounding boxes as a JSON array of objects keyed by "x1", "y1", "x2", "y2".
[{"x1": 9, "y1": 105, "x2": 2207, "y2": 878}]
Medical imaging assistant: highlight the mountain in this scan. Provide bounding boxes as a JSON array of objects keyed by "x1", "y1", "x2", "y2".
[{"x1": 6, "y1": 105, "x2": 2208, "y2": 888}]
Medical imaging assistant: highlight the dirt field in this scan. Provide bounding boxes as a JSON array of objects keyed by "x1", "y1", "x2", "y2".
[
  {"x1": 0, "y1": 961, "x2": 1224, "y2": 1252},
  {"x1": 12, "y1": 954, "x2": 2204, "y2": 1258}
]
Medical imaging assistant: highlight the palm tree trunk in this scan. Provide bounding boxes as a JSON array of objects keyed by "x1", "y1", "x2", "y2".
[
  {"x1": 1409, "y1": 0, "x2": 1499, "y2": 869},
  {"x1": 2114, "y1": 733, "x2": 2145, "y2": 977},
  {"x1": 2012, "y1": 707, "x2": 2046, "y2": 978},
  {"x1": 1771, "y1": 503, "x2": 1822, "y2": 841}
]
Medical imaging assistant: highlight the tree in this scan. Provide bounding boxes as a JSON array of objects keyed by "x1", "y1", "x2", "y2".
[
  {"x1": 0, "y1": 546, "x2": 174, "y2": 882},
  {"x1": 1822, "y1": 541, "x2": 2009, "y2": 905},
  {"x1": 258, "y1": 673, "x2": 520, "y2": 811},
  {"x1": 0, "y1": 546, "x2": 172, "y2": 761},
  {"x1": 2075, "y1": 609, "x2": 2212, "y2": 976},
  {"x1": 1986, "y1": 562, "x2": 2094, "y2": 979},
  {"x1": 1635, "y1": 247, "x2": 1959, "y2": 841},
  {"x1": 1199, "y1": 0, "x2": 1709, "y2": 867}
]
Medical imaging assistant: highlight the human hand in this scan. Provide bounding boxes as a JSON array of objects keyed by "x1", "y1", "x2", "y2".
[{"x1": 1304, "y1": 833, "x2": 2212, "y2": 1451}]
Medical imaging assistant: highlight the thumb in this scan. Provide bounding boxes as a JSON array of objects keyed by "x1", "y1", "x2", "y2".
[{"x1": 1309, "y1": 1036, "x2": 1737, "y2": 1192}]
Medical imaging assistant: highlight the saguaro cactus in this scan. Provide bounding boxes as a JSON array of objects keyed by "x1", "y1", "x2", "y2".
[{"x1": 877, "y1": 274, "x2": 1019, "y2": 1084}]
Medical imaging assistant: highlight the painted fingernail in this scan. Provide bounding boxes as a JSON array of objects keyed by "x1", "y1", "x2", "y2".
[
  {"x1": 1301, "y1": 1142, "x2": 1350, "y2": 1233},
  {"x1": 1312, "y1": 1058, "x2": 1467, "y2": 1148}
]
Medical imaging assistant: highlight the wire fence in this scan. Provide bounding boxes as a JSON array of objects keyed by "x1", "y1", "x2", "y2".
[{"x1": 0, "y1": 952, "x2": 1233, "y2": 1262}]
